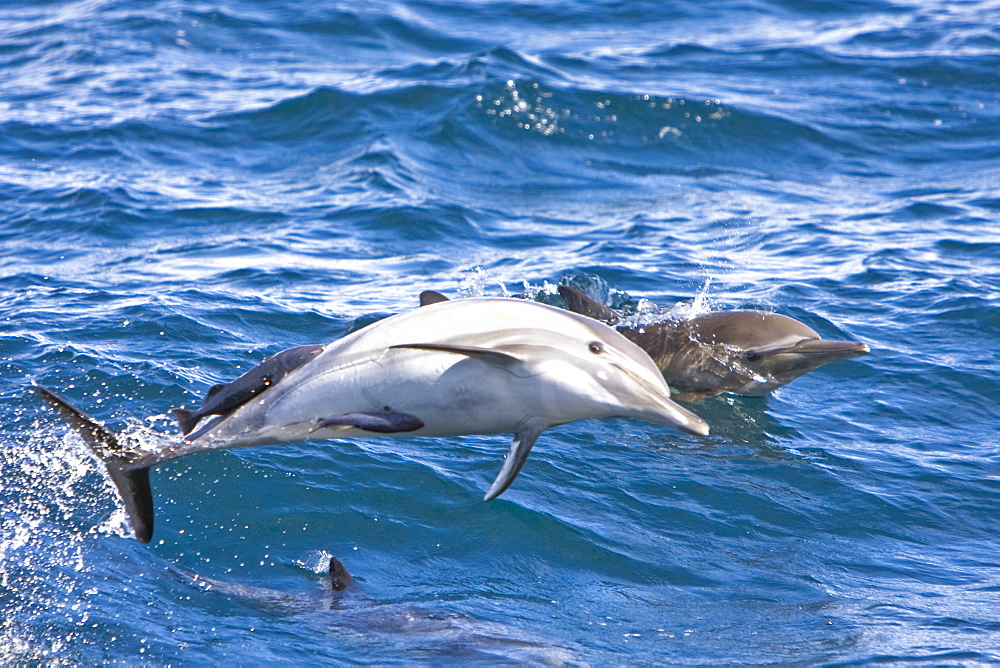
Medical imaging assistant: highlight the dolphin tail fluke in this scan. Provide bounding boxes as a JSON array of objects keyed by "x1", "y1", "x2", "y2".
[
  {"x1": 103, "y1": 462, "x2": 154, "y2": 544},
  {"x1": 34, "y1": 385, "x2": 155, "y2": 543},
  {"x1": 171, "y1": 407, "x2": 200, "y2": 436},
  {"x1": 483, "y1": 427, "x2": 542, "y2": 501}
]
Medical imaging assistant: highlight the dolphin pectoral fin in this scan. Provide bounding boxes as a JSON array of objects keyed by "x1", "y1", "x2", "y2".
[
  {"x1": 34, "y1": 385, "x2": 155, "y2": 543},
  {"x1": 389, "y1": 343, "x2": 524, "y2": 370},
  {"x1": 419, "y1": 290, "x2": 450, "y2": 306},
  {"x1": 313, "y1": 409, "x2": 424, "y2": 434},
  {"x1": 310, "y1": 422, "x2": 352, "y2": 434},
  {"x1": 483, "y1": 427, "x2": 543, "y2": 501}
]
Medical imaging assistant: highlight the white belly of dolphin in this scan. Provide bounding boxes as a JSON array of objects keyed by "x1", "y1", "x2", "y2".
[{"x1": 227, "y1": 350, "x2": 551, "y2": 445}]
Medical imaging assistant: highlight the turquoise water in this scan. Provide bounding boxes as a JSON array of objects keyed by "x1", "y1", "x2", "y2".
[{"x1": 2, "y1": 0, "x2": 999, "y2": 663}]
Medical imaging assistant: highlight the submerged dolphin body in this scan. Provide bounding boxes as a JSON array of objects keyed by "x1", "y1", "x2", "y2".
[
  {"x1": 37, "y1": 297, "x2": 707, "y2": 543},
  {"x1": 171, "y1": 556, "x2": 579, "y2": 663},
  {"x1": 556, "y1": 285, "x2": 870, "y2": 399}
]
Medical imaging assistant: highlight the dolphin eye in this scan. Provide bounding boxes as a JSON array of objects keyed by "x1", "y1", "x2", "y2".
[
  {"x1": 589, "y1": 342, "x2": 604, "y2": 355},
  {"x1": 744, "y1": 351, "x2": 761, "y2": 362}
]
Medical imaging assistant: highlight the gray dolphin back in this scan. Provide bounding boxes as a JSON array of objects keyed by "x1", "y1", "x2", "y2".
[{"x1": 172, "y1": 344, "x2": 324, "y2": 435}]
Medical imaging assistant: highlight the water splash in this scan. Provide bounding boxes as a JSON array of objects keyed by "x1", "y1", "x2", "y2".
[
  {"x1": 0, "y1": 418, "x2": 123, "y2": 663},
  {"x1": 457, "y1": 266, "x2": 513, "y2": 298},
  {"x1": 298, "y1": 549, "x2": 337, "y2": 575},
  {"x1": 477, "y1": 80, "x2": 565, "y2": 137},
  {"x1": 689, "y1": 277, "x2": 713, "y2": 315}
]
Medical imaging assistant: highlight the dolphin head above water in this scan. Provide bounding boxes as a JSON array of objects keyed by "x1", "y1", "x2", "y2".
[
  {"x1": 406, "y1": 293, "x2": 707, "y2": 436},
  {"x1": 669, "y1": 310, "x2": 871, "y2": 397}
]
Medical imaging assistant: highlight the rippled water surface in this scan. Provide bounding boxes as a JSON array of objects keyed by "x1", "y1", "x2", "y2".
[{"x1": 2, "y1": 0, "x2": 999, "y2": 663}]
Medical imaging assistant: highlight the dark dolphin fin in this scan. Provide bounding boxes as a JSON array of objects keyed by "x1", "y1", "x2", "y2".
[
  {"x1": 419, "y1": 290, "x2": 450, "y2": 306},
  {"x1": 389, "y1": 343, "x2": 523, "y2": 370},
  {"x1": 557, "y1": 285, "x2": 621, "y2": 324},
  {"x1": 172, "y1": 344, "x2": 325, "y2": 435},
  {"x1": 329, "y1": 557, "x2": 361, "y2": 593},
  {"x1": 312, "y1": 409, "x2": 424, "y2": 434},
  {"x1": 34, "y1": 385, "x2": 154, "y2": 543},
  {"x1": 204, "y1": 383, "x2": 228, "y2": 400},
  {"x1": 170, "y1": 407, "x2": 201, "y2": 437},
  {"x1": 483, "y1": 426, "x2": 543, "y2": 501}
]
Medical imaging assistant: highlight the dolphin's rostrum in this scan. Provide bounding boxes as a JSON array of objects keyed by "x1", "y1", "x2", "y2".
[{"x1": 37, "y1": 297, "x2": 708, "y2": 543}]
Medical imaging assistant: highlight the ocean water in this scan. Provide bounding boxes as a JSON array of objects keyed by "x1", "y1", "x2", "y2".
[{"x1": 2, "y1": 0, "x2": 999, "y2": 663}]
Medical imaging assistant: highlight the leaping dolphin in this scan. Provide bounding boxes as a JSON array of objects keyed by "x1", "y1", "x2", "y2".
[
  {"x1": 36, "y1": 297, "x2": 708, "y2": 544},
  {"x1": 556, "y1": 285, "x2": 870, "y2": 400}
]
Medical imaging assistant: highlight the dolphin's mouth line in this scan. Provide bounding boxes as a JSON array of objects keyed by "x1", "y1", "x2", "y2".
[
  {"x1": 608, "y1": 361, "x2": 707, "y2": 436},
  {"x1": 760, "y1": 342, "x2": 871, "y2": 357},
  {"x1": 610, "y1": 361, "x2": 668, "y2": 400}
]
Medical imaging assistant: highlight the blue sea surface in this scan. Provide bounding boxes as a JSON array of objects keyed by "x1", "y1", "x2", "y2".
[{"x1": 2, "y1": 0, "x2": 999, "y2": 663}]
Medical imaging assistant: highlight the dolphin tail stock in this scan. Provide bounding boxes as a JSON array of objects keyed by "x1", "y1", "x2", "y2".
[{"x1": 33, "y1": 385, "x2": 155, "y2": 544}]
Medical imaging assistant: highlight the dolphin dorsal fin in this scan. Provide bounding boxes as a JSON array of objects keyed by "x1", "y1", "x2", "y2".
[
  {"x1": 557, "y1": 285, "x2": 620, "y2": 324},
  {"x1": 419, "y1": 290, "x2": 450, "y2": 306},
  {"x1": 329, "y1": 557, "x2": 361, "y2": 592}
]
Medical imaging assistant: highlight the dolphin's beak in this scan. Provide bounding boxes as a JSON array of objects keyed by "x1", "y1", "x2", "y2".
[
  {"x1": 783, "y1": 339, "x2": 870, "y2": 360},
  {"x1": 633, "y1": 394, "x2": 710, "y2": 436},
  {"x1": 613, "y1": 363, "x2": 709, "y2": 436}
]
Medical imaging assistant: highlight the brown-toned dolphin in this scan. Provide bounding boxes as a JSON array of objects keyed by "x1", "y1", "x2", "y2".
[{"x1": 556, "y1": 285, "x2": 869, "y2": 400}]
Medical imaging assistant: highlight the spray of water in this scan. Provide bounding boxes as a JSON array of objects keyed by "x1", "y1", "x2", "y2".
[{"x1": 0, "y1": 413, "x2": 130, "y2": 662}]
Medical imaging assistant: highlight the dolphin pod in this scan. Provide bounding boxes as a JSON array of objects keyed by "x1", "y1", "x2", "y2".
[
  {"x1": 36, "y1": 297, "x2": 708, "y2": 543},
  {"x1": 555, "y1": 285, "x2": 870, "y2": 400}
]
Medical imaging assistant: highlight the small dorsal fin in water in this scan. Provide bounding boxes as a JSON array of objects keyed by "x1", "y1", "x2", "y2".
[
  {"x1": 329, "y1": 557, "x2": 361, "y2": 593},
  {"x1": 557, "y1": 285, "x2": 621, "y2": 324}
]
